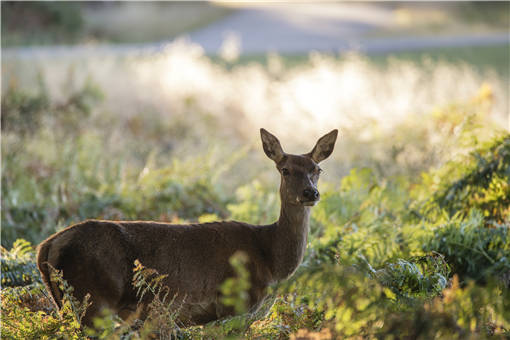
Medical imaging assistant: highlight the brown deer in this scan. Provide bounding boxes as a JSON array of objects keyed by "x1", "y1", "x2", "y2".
[{"x1": 37, "y1": 128, "x2": 338, "y2": 327}]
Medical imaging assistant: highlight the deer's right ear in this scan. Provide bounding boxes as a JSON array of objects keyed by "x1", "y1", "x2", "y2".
[
  {"x1": 308, "y1": 129, "x2": 338, "y2": 163},
  {"x1": 260, "y1": 128, "x2": 285, "y2": 163}
]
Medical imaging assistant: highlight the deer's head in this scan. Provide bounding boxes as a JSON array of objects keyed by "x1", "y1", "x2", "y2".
[{"x1": 260, "y1": 128, "x2": 338, "y2": 206}]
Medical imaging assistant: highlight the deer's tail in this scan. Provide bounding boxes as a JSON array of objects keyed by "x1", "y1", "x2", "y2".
[{"x1": 37, "y1": 239, "x2": 62, "y2": 309}]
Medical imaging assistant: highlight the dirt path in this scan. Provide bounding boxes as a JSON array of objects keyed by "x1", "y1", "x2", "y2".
[{"x1": 188, "y1": 3, "x2": 509, "y2": 54}]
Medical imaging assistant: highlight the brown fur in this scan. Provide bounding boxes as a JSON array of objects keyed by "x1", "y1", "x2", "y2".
[{"x1": 36, "y1": 128, "x2": 338, "y2": 327}]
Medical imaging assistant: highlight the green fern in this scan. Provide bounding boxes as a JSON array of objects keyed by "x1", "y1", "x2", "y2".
[{"x1": 1, "y1": 239, "x2": 41, "y2": 287}]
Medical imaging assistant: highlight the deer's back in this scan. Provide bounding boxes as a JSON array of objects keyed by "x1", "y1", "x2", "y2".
[{"x1": 119, "y1": 220, "x2": 275, "y2": 294}]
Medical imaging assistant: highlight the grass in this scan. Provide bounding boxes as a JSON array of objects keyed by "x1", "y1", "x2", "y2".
[
  {"x1": 216, "y1": 44, "x2": 510, "y2": 79},
  {"x1": 370, "y1": 44, "x2": 510, "y2": 78},
  {"x1": 365, "y1": 2, "x2": 509, "y2": 38}
]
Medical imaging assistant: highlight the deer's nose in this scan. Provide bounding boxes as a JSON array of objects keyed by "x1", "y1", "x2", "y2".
[{"x1": 303, "y1": 188, "x2": 319, "y2": 201}]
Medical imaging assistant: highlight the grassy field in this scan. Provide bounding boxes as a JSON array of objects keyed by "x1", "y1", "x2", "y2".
[
  {"x1": 2, "y1": 38, "x2": 509, "y2": 338},
  {"x1": 370, "y1": 44, "x2": 510, "y2": 78},
  {"x1": 222, "y1": 44, "x2": 510, "y2": 79},
  {"x1": 365, "y1": 1, "x2": 509, "y2": 38}
]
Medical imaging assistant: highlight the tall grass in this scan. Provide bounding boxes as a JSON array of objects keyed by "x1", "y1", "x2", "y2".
[{"x1": 3, "y1": 41, "x2": 507, "y2": 176}]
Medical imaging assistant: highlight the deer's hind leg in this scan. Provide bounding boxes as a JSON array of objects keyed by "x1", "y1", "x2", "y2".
[
  {"x1": 51, "y1": 238, "x2": 132, "y2": 327},
  {"x1": 61, "y1": 254, "x2": 126, "y2": 327}
]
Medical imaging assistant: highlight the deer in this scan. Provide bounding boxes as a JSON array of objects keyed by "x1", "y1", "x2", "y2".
[{"x1": 37, "y1": 128, "x2": 338, "y2": 327}]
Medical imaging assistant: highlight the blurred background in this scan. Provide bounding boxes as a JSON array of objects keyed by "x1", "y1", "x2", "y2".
[{"x1": 1, "y1": 1, "x2": 509, "y2": 245}]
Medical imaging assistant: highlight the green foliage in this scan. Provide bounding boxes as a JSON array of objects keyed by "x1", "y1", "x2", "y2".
[
  {"x1": 283, "y1": 265, "x2": 389, "y2": 338},
  {"x1": 1, "y1": 239, "x2": 40, "y2": 287},
  {"x1": 377, "y1": 276, "x2": 510, "y2": 339},
  {"x1": 1, "y1": 74, "x2": 102, "y2": 135},
  {"x1": 414, "y1": 134, "x2": 510, "y2": 284},
  {"x1": 220, "y1": 252, "x2": 251, "y2": 315},
  {"x1": 50, "y1": 267, "x2": 91, "y2": 331},
  {"x1": 428, "y1": 135, "x2": 510, "y2": 223},
  {"x1": 1, "y1": 290, "x2": 83, "y2": 340},
  {"x1": 1, "y1": 81, "x2": 233, "y2": 247},
  {"x1": 374, "y1": 254, "x2": 450, "y2": 299},
  {"x1": 0, "y1": 79, "x2": 49, "y2": 135},
  {"x1": 424, "y1": 211, "x2": 510, "y2": 284},
  {"x1": 307, "y1": 168, "x2": 411, "y2": 271},
  {"x1": 1, "y1": 243, "x2": 90, "y2": 340},
  {"x1": 227, "y1": 180, "x2": 279, "y2": 225},
  {"x1": 131, "y1": 260, "x2": 180, "y2": 339},
  {"x1": 246, "y1": 297, "x2": 324, "y2": 339}
]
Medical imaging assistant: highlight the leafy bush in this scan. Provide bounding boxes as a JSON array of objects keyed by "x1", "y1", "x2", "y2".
[
  {"x1": 0, "y1": 79, "x2": 49, "y2": 135},
  {"x1": 1, "y1": 243, "x2": 88, "y2": 340},
  {"x1": 415, "y1": 135, "x2": 510, "y2": 285},
  {"x1": 1, "y1": 239, "x2": 40, "y2": 288},
  {"x1": 429, "y1": 135, "x2": 510, "y2": 223},
  {"x1": 377, "y1": 276, "x2": 510, "y2": 339},
  {"x1": 374, "y1": 254, "x2": 450, "y2": 299},
  {"x1": 1, "y1": 76, "x2": 103, "y2": 135},
  {"x1": 424, "y1": 211, "x2": 510, "y2": 285}
]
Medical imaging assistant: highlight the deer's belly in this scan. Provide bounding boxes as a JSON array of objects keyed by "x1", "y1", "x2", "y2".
[
  {"x1": 177, "y1": 300, "x2": 233, "y2": 326},
  {"x1": 176, "y1": 287, "x2": 269, "y2": 326}
]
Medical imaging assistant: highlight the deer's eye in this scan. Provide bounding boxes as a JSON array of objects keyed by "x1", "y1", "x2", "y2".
[{"x1": 281, "y1": 168, "x2": 290, "y2": 176}]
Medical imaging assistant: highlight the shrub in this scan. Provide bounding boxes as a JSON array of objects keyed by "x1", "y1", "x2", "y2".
[
  {"x1": 424, "y1": 210, "x2": 510, "y2": 285},
  {"x1": 421, "y1": 134, "x2": 510, "y2": 224}
]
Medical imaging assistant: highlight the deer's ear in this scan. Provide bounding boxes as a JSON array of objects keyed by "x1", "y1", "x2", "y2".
[
  {"x1": 308, "y1": 129, "x2": 338, "y2": 163},
  {"x1": 260, "y1": 128, "x2": 285, "y2": 163}
]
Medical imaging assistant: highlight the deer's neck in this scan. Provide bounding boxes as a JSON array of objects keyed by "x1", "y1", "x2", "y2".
[{"x1": 270, "y1": 199, "x2": 311, "y2": 281}]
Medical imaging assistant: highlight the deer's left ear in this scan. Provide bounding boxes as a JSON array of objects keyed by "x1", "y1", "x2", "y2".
[
  {"x1": 260, "y1": 128, "x2": 285, "y2": 163},
  {"x1": 308, "y1": 129, "x2": 338, "y2": 163}
]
